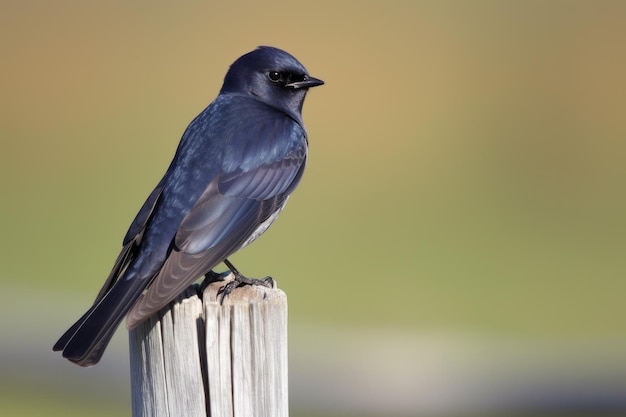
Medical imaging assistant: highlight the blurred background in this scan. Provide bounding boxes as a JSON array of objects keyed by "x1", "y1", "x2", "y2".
[{"x1": 2, "y1": 1, "x2": 625, "y2": 416}]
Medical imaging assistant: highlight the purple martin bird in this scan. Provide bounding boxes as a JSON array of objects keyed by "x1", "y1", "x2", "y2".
[{"x1": 53, "y1": 46, "x2": 323, "y2": 366}]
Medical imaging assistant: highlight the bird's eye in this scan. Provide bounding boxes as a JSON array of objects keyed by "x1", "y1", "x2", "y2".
[{"x1": 268, "y1": 71, "x2": 282, "y2": 82}]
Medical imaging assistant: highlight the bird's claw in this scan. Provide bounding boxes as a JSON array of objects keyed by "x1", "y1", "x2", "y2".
[{"x1": 217, "y1": 275, "x2": 274, "y2": 304}]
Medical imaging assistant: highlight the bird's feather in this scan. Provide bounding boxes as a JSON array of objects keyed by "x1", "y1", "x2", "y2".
[
  {"x1": 126, "y1": 121, "x2": 305, "y2": 326},
  {"x1": 53, "y1": 46, "x2": 321, "y2": 366}
]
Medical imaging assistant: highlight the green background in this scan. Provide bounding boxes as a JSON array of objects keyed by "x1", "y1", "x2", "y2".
[{"x1": 2, "y1": 1, "x2": 625, "y2": 416}]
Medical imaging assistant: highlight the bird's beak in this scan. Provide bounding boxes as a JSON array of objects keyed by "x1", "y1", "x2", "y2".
[{"x1": 286, "y1": 75, "x2": 325, "y2": 89}]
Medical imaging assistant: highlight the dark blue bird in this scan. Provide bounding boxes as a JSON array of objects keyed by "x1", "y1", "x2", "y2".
[{"x1": 53, "y1": 46, "x2": 323, "y2": 366}]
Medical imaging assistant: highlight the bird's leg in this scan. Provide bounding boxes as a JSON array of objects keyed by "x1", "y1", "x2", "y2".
[
  {"x1": 217, "y1": 258, "x2": 274, "y2": 303},
  {"x1": 223, "y1": 259, "x2": 274, "y2": 287}
]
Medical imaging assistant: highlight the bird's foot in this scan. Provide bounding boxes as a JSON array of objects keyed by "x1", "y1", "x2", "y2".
[
  {"x1": 218, "y1": 275, "x2": 275, "y2": 302},
  {"x1": 217, "y1": 259, "x2": 275, "y2": 304}
]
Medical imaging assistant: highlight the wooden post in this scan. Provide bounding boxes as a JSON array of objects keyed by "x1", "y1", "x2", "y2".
[{"x1": 129, "y1": 275, "x2": 288, "y2": 417}]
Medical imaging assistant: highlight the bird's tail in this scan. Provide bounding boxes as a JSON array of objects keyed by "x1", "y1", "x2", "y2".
[{"x1": 52, "y1": 275, "x2": 148, "y2": 367}]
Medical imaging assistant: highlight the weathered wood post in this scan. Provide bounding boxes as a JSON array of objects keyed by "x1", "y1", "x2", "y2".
[{"x1": 129, "y1": 275, "x2": 288, "y2": 417}]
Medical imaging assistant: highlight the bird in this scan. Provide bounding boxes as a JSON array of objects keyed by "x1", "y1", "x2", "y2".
[{"x1": 53, "y1": 46, "x2": 323, "y2": 367}]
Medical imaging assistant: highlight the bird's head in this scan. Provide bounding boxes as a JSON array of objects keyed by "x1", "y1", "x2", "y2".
[{"x1": 220, "y1": 46, "x2": 324, "y2": 119}]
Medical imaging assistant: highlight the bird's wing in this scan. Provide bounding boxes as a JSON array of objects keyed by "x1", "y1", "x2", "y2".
[
  {"x1": 53, "y1": 184, "x2": 165, "y2": 361},
  {"x1": 93, "y1": 184, "x2": 165, "y2": 302},
  {"x1": 125, "y1": 117, "x2": 307, "y2": 328}
]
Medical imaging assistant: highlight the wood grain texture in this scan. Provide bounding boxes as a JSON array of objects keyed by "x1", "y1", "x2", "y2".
[{"x1": 129, "y1": 275, "x2": 288, "y2": 417}]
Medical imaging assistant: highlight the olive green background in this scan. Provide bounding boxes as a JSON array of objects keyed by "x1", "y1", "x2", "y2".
[{"x1": 2, "y1": 1, "x2": 625, "y2": 416}]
